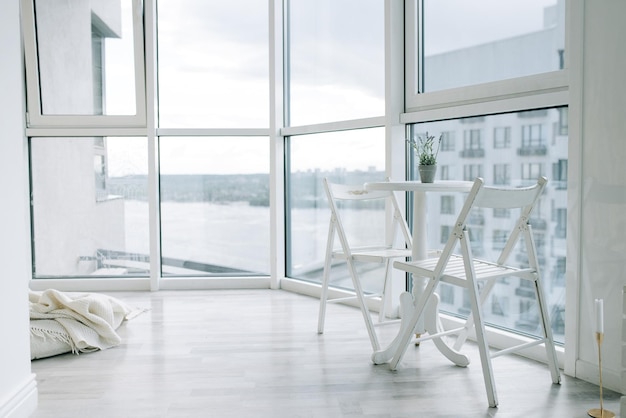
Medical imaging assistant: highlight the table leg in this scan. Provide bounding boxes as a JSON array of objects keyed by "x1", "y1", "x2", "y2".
[{"x1": 372, "y1": 190, "x2": 470, "y2": 368}]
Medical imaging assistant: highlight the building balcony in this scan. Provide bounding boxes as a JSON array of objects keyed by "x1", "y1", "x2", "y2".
[
  {"x1": 517, "y1": 145, "x2": 547, "y2": 156},
  {"x1": 530, "y1": 218, "x2": 547, "y2": 230},
  {"x1": 459, "y1": 148, "x2": 485, "y2": 158}
]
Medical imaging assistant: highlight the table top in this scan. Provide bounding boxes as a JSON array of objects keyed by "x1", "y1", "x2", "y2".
[{"x1": 364, "y1": 180, "x2": 474, "y2": 193}]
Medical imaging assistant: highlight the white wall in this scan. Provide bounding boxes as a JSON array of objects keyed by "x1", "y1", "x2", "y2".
[
  {"x1": 0, "y1": 1, "x2": 38, "y2": 417},
  {"x1": 569, "y1": 0, "x2": 626, "y2": 393}
]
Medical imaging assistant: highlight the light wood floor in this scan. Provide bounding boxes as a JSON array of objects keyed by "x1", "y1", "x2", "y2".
[{"x1": 30, "y1": 289, "x2": 620, "y2": 417}]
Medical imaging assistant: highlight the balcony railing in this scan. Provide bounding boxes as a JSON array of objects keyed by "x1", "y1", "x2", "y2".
[
  {"x1": 517, "y1": 145, "x2": 547, "y2": 156},
  {"x1": 460, "y1": 148, "x2": 485, "y2": 158}
]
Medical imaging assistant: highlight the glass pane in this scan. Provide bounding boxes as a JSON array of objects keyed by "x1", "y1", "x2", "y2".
[
  {"x1": 288, "y1": 0, "x2": 384, "y2": 126},
  {"x1": 422, "y1": 0, "x2": 565, "y2": 91},
  {"x1": 157, "y1": 1, "x2": 269, "y2": 128},
  {"x1": 30, "y1": 137, "x2": 149, "y2": 277},
  {"x1": 159, "y1": 137, "x2": 270, "y2": 276},
  {"x1": 34, "y1": 0, "x2": 137, "y2": 115},
  {"x1": 408, "y1": 107, "x2": 567, "y2": 343},
  {"x1": 287, "y1": 128, "x2": 385, "y2": 293}
]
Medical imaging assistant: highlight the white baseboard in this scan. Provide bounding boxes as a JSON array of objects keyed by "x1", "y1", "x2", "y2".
[
  {"x1": 0, "y1": 374, "x2": 37, "y2": 418},
  {"x1": 576, "y1": 358, "x2": 622, "y2": 393}
]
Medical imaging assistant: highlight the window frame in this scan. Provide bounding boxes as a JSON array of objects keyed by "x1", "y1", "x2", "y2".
[
  {"x1": 403, "y1": 0, "x2": 569, "y2": 123},
  {"x1": 21, "y1": 0, "x2": 147, "y2": 128}
]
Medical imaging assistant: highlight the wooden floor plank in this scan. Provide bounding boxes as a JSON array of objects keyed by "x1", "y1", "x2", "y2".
[{"x1": 30, "y1": 289, "x2": 621, "y2": 417}]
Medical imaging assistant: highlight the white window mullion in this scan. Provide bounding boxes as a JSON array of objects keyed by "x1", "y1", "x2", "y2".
[
  {"x1": 144, "y1": 0, "x2": 161, "y2": 291},
  {"x1": 269, "y1": 0, "x2": 286, "y2": 289}
]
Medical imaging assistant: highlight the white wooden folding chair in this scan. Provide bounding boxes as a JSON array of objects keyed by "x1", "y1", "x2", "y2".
[
  {"x1": 318, "y1": 178, "x2": 412, "y2": 351},
  {"x1": 391, "y1": 176, "x2": 560, "y2": 408}
]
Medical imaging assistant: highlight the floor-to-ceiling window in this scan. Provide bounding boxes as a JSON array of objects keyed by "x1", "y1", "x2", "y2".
[
  {"x1": 404, "y1": 0, "x2": 568, "y2": 343},
  {"x1": 284, "y1": 0, "x2": 386, "y2": 295},
  {"x1": 22, "y1": 0, "x2": 569, "y2": 347},
  {"x1": 156, "y1": 0, "x2": 270, "y2": 277},
  {"x1": 23, "y1": 0, "x2": 271, "y2": 281}
]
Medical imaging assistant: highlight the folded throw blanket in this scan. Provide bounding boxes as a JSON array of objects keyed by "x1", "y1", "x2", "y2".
[{"x1": 29, "y1": 289, "x2": 145, "y2": 358}]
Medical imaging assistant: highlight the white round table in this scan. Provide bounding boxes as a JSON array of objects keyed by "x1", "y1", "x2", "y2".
[{"x1": 364, "y1": 180, "x2": 474, "y2": 367}]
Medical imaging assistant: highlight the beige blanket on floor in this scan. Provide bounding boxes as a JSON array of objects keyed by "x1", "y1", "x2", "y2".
[{"x1": 29, "y1": 289, "x2": 145, "y2": 359}]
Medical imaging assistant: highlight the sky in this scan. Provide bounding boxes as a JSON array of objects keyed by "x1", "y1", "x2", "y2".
[{"x1": 105, "y1": 0, "x2": 559, "y2": 177}]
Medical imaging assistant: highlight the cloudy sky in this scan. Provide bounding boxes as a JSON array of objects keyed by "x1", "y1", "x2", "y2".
[{"x1": 106, "y1": 0, "x2": 559, "y2": 176}]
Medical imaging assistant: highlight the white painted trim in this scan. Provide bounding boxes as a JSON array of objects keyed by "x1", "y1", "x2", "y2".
[
  {"x1": 575, "y1": 358, "x2": 621, "y2": 393},
  {"x1": 564, "y1": 0, "x2": 584, "y2": 377},
  {"x1": 401, "y1": 90, "x2": 569, "y2": 124},
  {"x1": 281, "y1": 116, "x2": 386, "y2": 137},
  {"x1": 406, "y1": 71, "x2": 569, "y2": 113},
  {"x1": 25, "y1": 127, "x2": 148, "y2": 137},
  {"x1": 157, "y1": 128, "x2": 270, "y2": 137},
  {"x1": 385, "y1": 0, "x2": 408, "y2": 312},
  {"x1": 159, "y1": 277, "x2": 271, "y2": 290},
  {"x1": 269, "y1": 0, "x2": 286, "y2": 290},
  {"x1": 30, "y1": 278, "x2": 152, "y2": 292},
  {"x1": 29, "y1": 277, "x2": 271, "y2": 292},
  {"x1": 25, "y1": 128, "x2": 269, "y2": 139},
  {"x1": 144, "y1": 0, "x2": 161, "y2": 292},
  {"x1": 0, "y1": 374, "x2": 37, "y2": 418},
  {"x1": 280, "y1": 277, "x2": 387, "y2": 314}
]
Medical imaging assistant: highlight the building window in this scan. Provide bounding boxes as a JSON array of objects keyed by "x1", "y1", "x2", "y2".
[
  {"x1": 463, "y1": 164, "x2": 483, "y2": 181},
  {"x1": 493, "y1": 127, "x2": 511, "y2": 148},
  {"x1": 554, "y1": 208, "x2": 567, "y2": 239},
  {"x1": 91, "y1": 26, "x2": 104, "y2": 115},
  {"x1": 558, "y1": 107, "x2": 569, "y2": 136},
  {"x1": 493, "y1": 208, "x2": 510, "y2": 218},
  {"x1": 440, "y1": 131, "x2": 455, "y2": 151},
  {"x1": 439, "y1": 165, "x2": 452, "y2": 180},
  {"x1": 491, "y1": 295, "x2": 508, "y2": 316},
  {"x1": 461, "y1": 129, "x2": 484, "y2": 158},
  {"x1": 441, "y1": 225, "x2": 453, "y2": 244},
  {"x1": 94, "y1": 153, "x2": 106, "y2": 201},
  {"x1": 553, "y1": 159, "x2": 567, "y2": 189},
  {"x1": 441, "y1": 195, "x2": 455, "y2": 214},
  {"x1": 521, "y1": 162, "x2": 543, "y2": 181},
  {"x1": 493, "y1": 164, "x2": 510, "y2": 185},
  {"x1": 439, "y1": 283, "x2": 454, "y2": 305},
  {"x1": 521, "y1": 124, "x2": 544, "y2": 147},
  {"x1": 493, "y1": 229, "x2": 508, "y2": 250}
]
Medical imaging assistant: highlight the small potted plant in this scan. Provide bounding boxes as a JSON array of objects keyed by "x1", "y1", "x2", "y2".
[{"x1": 407, "y1": 132, "x2": 442, "y2": 183}]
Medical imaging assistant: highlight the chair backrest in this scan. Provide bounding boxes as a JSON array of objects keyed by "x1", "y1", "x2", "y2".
[
  {"x1": 434, "y1": 177, "x2": 547, "y2": 275},
  {"x1": 323, "y1": 178, "x2": 412, "y2": 252}
]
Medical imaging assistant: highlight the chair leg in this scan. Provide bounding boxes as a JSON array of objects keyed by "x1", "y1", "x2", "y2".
[
  {"x1": 346, "y1": 258, "x2": 380, "y2": 351},
  {"x1": 378, "y1": 260, "x2": 392, "y2": 323},
  {"x1": 318, "y1": 225, "x2": 336, "y2": 335},
  {"x1": 453, "y1": 278, "x2": 497, "y2": 352},
  {"x1": 533, "y1": 278, "x2": 561, "y2": 384},
  {"x1": 468, "y1": 275, "x2": 498, "y2": 408},
  {"x1": 317, "y1": 258, "x2": 332, "y2": 335}
]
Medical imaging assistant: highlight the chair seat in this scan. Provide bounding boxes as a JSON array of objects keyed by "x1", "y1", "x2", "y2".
[
  {"x1": 333, "y1": 247, "x2": 412, "y2": 263},
  {"x1": 395, "y1": 254, "x2": 536, "y2": 287}
]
